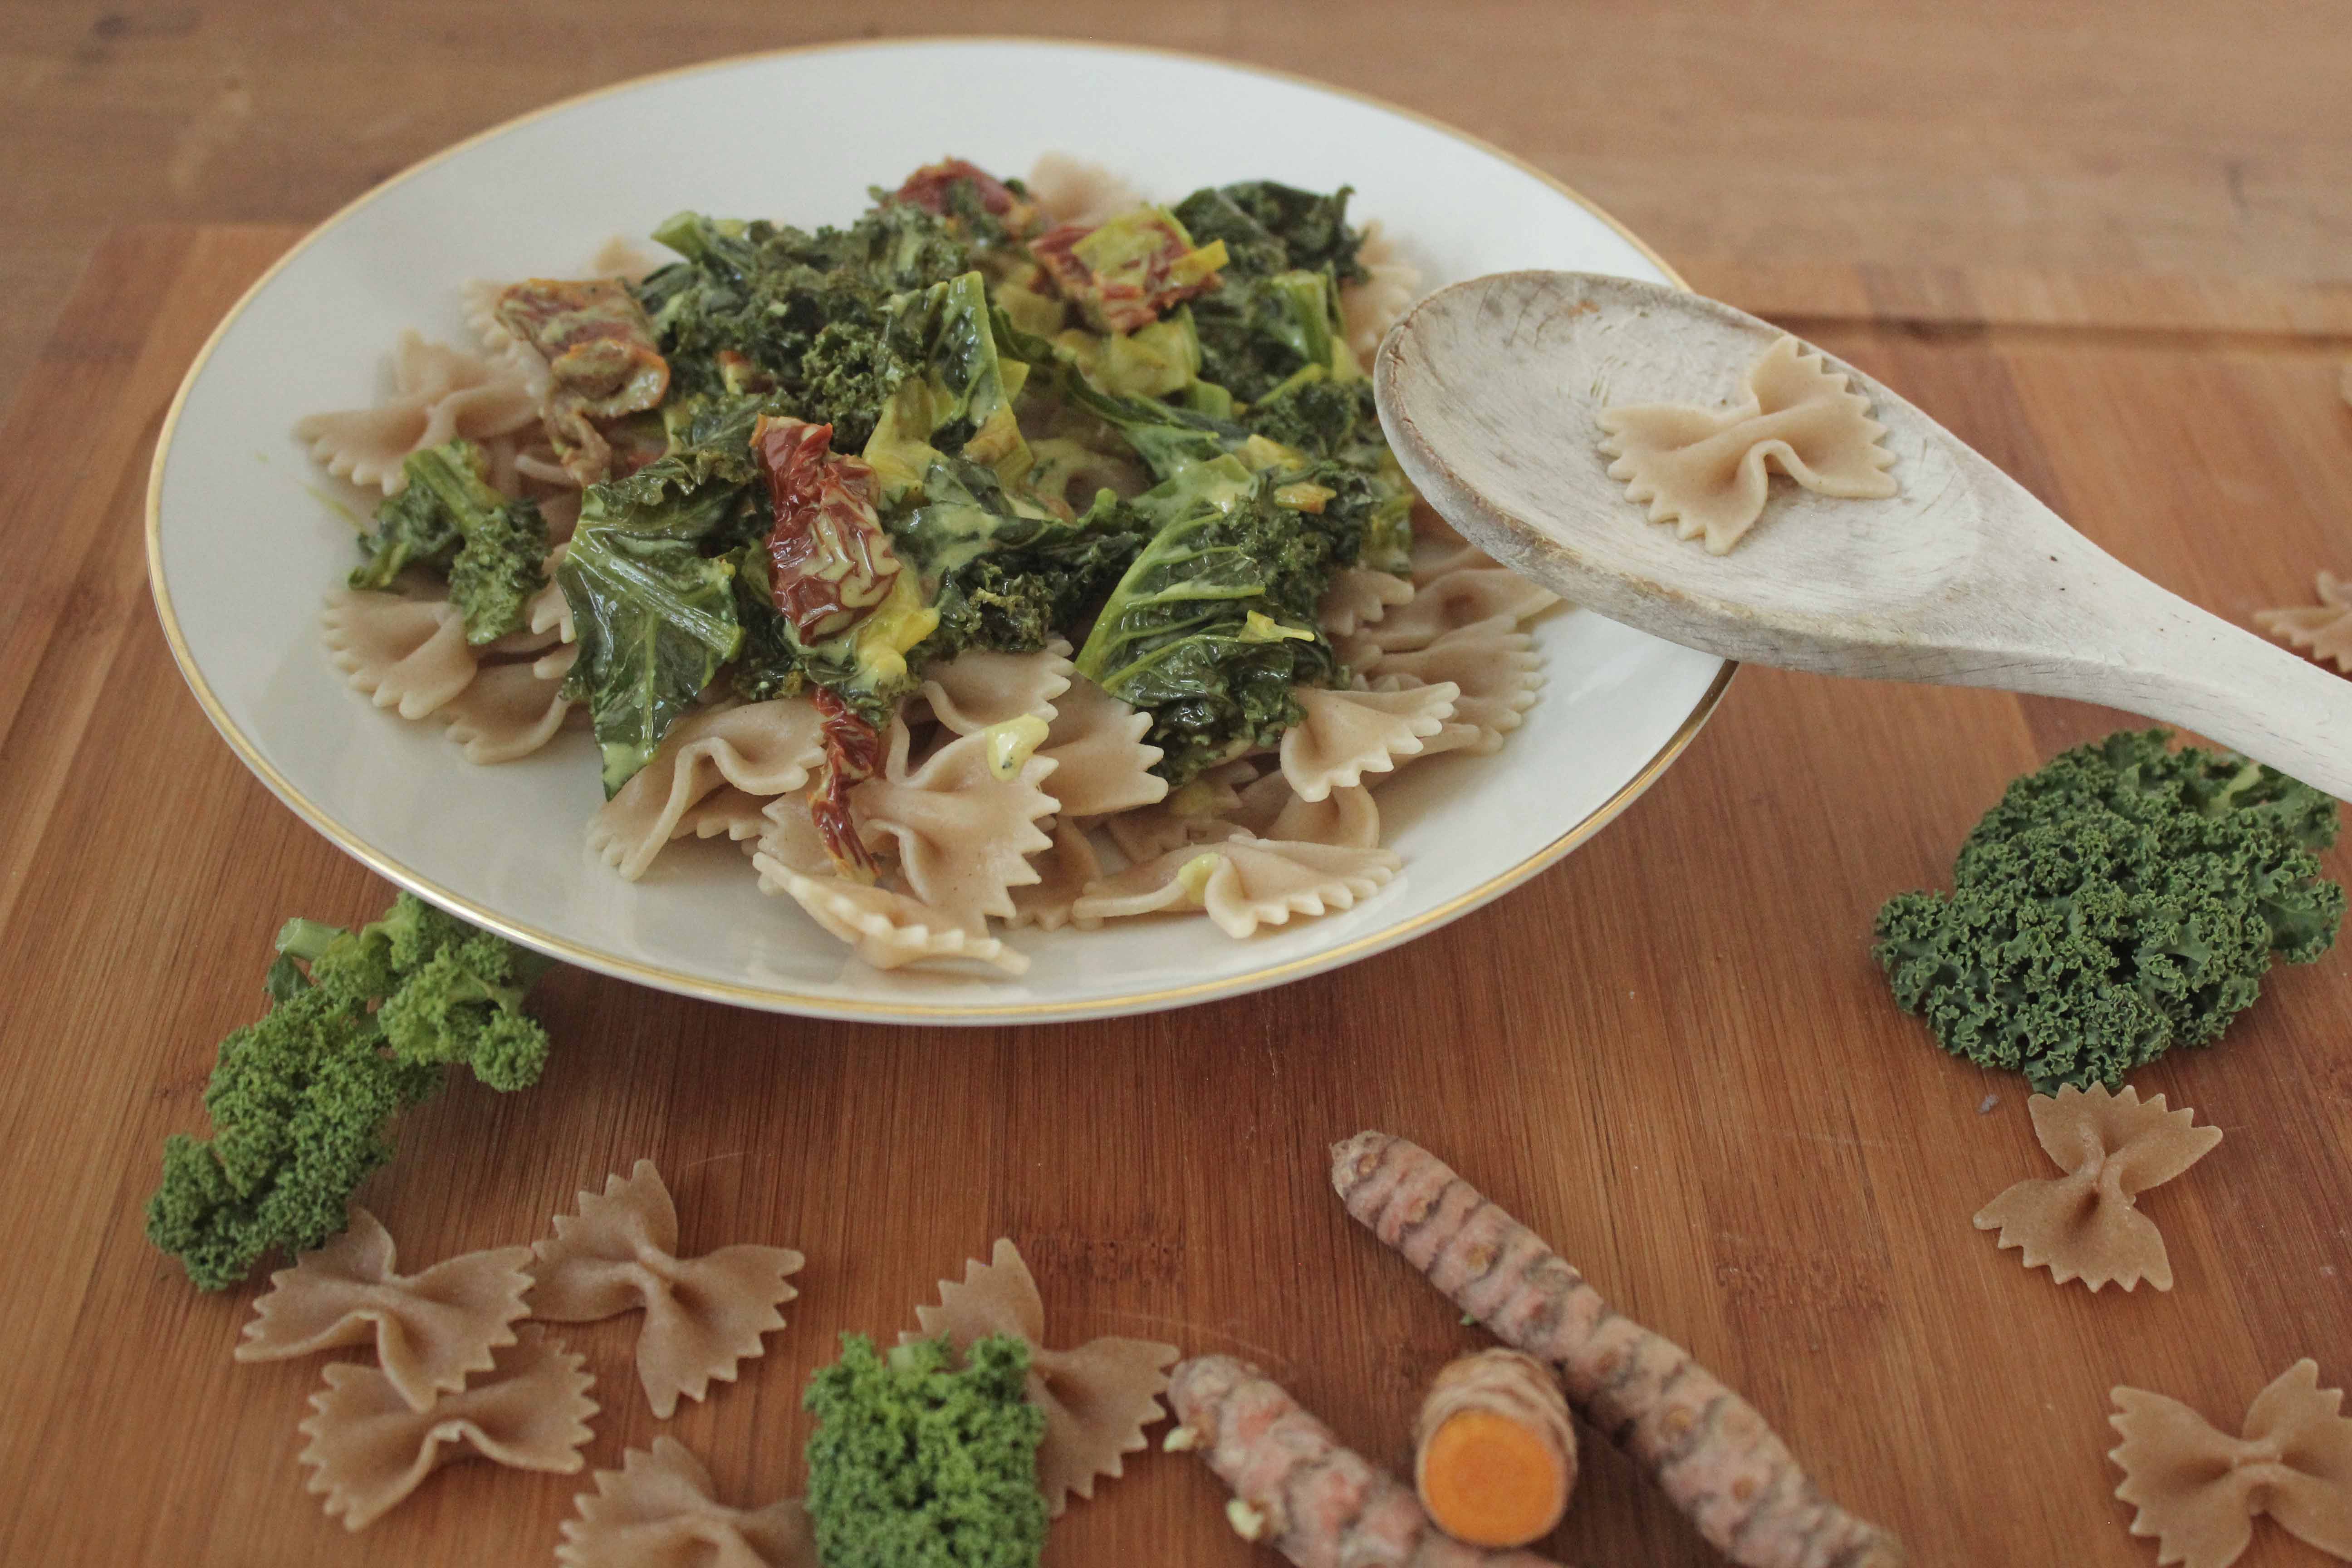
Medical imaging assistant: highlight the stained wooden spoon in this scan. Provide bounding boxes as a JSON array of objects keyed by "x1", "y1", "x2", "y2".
[{"x1": 1374, "y1": 270, "x2": 2352, "y2": 799}]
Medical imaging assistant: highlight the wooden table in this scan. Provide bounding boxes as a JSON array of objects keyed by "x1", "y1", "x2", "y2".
[
  {"x1": 9, "y1": 7, "x2": 2352, "y2": 411},
  {"x1": 3, "y1": 225, "x2": 2348, "y2": 1568}
]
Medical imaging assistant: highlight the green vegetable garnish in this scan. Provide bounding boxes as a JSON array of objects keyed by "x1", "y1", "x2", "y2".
[
  {"x1": 804, "y1": 1333, "x2": 1048, "y2": 1568},
  {"x1": 560, "y1": 453, "x2": 748, "y2": 797},
  {"x1": 1874, "y1": 729, "x2": 2343, "y2": 1091},
  {"x1": 478, "y1": 170, "x2": 1422, "y2": 799},
  {"x1": 1076, "y1": 457, "x2": 1350, "y2": 784},
  {"x1": 351, "y1": 440, "x2": 548, "y2": 644},
  {"x1": 147, "y1": 892, "x2": 556, "y2": 1291}
]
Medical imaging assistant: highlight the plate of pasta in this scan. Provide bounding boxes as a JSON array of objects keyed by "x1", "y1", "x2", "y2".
[{"x1": 147, "y1": 39, "x2": 1730, "y2": 1022}]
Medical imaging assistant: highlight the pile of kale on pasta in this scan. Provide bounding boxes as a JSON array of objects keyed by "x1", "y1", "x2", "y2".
[{"x1": 392, "y1": 162, "x2": 1422, "y2": 853}]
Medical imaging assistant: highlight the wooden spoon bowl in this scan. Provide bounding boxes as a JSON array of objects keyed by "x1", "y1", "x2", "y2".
[{"x1": 1375, "y1": 270, "x2": 2352, "y2": 798}]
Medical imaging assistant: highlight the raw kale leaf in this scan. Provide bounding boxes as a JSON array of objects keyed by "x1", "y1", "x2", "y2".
[
  {"x1": 147, "y1": 893, "x2": 554, "y2": 1291},
  {"x1": 1875, "y1": 729, "x2": 2344, "y2": 1090},
  {"x1": 1074, "y1": 458, "x2": 1346, "y2": 783},
  {"x1": 351, "y1": 441, "x2": 549, "y2": 644},
  {"x1": 803, "y1": 1333, "x2": 1047, "y2": 1568}
]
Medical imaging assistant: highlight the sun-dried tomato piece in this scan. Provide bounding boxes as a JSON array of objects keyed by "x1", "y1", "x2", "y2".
[
  {"x1": 892, "y1": 157, "x2": 1022, "y2": 217},
  {"x1": 808, "y1": 688, "x2": 882, "y2": 880},
  {"x1": 1030, "y1": 210, "x2": 1226, "y2": 334},
  {"x1": 494, "y1": 278, "x2": 671, "y2": 485},
  {"x1": 755, "y1": 415, "x2": 905, "y2": 643}
]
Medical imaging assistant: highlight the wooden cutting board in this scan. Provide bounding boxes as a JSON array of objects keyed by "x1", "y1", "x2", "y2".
[{"x1": 3, "y1": 226, "x2": 2349, "y2": 1568}]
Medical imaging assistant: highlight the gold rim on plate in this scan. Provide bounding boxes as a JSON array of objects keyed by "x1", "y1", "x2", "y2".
[{"x1": 143, "y1": 36, "x2": 1738, "y2": 1021}]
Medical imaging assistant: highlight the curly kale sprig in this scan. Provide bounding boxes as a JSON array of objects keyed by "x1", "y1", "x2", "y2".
[
  {"x1": 804, "y1": 1333, "x2": 1048, "y2": 1568},
  {"x1": 1874, "y1": 729, "x2": 2344, "y2": 1091},
  {"x1": 147, "y1": 892, "x2": 556, "y2": 1290}
]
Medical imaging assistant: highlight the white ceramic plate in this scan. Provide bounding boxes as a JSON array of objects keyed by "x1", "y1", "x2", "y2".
[{"x1": 148, "y1": 39, "x2": 1730, "y2": 1023}]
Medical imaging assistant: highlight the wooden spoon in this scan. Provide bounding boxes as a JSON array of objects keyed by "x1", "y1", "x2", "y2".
[{"x1": 1375, "y1": 270, "x2": 2352, "y2": 799}]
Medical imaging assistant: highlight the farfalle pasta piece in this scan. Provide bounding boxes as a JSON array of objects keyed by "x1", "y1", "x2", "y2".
[
  {"x1": 588, "y1": 701, "x2": 828, "y2": 881},
  {"x1": 1597, "y1": 333, "x2": 1900, "y2": 554},
  {"x1": 915, "y1": 641, "x2": 1074, "y2": 735},
  {"x1": 529, "y1": 1160, "x2": 805, "y2": 1420},
  {"x1": 756, "y1": 864, "x2": 1029, "y2": 976},
  {"x1": 750, "y1": 791, "x2": 833, "y2": 876},
  {"x1": 320, "y1": 590, "x2": 478, "y2": 720},
  {"x1": 299, "y1": 1330, "x2": 596, "y2": 1531},
  {"x1": 1037, "y1": 676, "x2": 1167, "y2": 819},
  {"x1": 1101, "y1": 759, "x2": 1256, "y2": 862},
  {"x1": 2255, "y1": 570, "x2": 2352, "y2": 672},
  {"x1": 1974, "y1": 1083, "x2": 2222, "y2": 1292},
  {"x1": 849, "y1": 724, "x2": 1058, "y2": 932},
  {"x1": 1318, "y1": 567, "x2": 1414, "y2": 637},
  {"x1": 1409, "y1": 531, "x2": 1502, "y2": 587},
  {"x1": 1229, "y1": 772, "x2": 1382, "y2": 849},
  {"x1": 237, "y1": 1208, "x2": 533, "y2": 1413},
  {"x1": 2110, "y1": 1360, "x2": 2352, "y2": 1568},
  {"x1": 1279, "y1": 681, "x2": 1459, "y2": 801},
  {"x1": 559, "y1": 1437, "x2": 817, "y2": 1568},
  {"x1": 1339, "y1": 218, "x2": 1423, "y2": 361},
  {"x1": 436, "y1": 651, "x2": 576, "y2": 764},
  {"x1": 1072, "y1": 835, "x2": 1402, "y2": 939},
  {"x1": 906, "y1": 1239, "x2": 1178, "y2": 1517},
  {"x1": 524, "y1": 547, "x2": 576, "y2": 644},
  {"x1": 677, "y1": 788, "x2": 773, "y2": 846},
  {"x1": 1360, "y1": 566, "x2": 1559, "y2": 654},
  {"x1": 584, "y1": 235, "x2": 667, "y2": 285},
  {"x1": 1368, "y1": 619, "x2": 1543, "y2": 755},
  {"x1": 1026, "y1": 152, "x2": 1147, "y2": 227},
  {"x1": 294, "y1": 330, "x2": 540, "y2": 493},
  {"x1": 1008, "y1": 820, "x2": 1102, "y2": 933}
]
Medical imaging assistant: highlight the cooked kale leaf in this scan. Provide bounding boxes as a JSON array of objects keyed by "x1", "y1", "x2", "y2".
[
  {"x1": 637, "y1": 204, "x2": 975, "y2": 448},
  {"x1": 1171, "y1": 181, "x2": 1365, "y2": 402},
  {"x1": 1240, "y1": 372, "x2": 1375, "y2": 459},
  {"x1": 351, "y1": 441, "x2": 549, "y2": 644},
  {"x1": 896, "y1": 459, "x2": 1152, "y2": 659},
  {"x1": 559, "y1": 441, "x2": 751, "y2": 796},
  {"x1": 1051, "y1": 365, "x2": 1243, "y2": 482},
  {"x1": 1172, "y1": 181, "x2": 1366, "y2": 283},
  {"x1": 1074, "y1": 458, "x2": 1348, "y2": 783}
]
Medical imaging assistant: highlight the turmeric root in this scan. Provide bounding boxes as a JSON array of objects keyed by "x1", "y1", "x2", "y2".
[
  {"x1": 1333, "y1": 1131, "x2": 1904, "y2": 1568},
  {"x1": 1416, "y1": 1349, "x2": 1578, "y2": 1548},
  {"x1": 1166, "y1": 1355, "x2": 1563, "y2": 1567}
]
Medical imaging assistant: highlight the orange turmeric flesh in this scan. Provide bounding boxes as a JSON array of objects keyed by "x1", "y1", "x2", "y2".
[{"x1": 1419, "y1": 1409, "x2": 1569, "y2": 1547}]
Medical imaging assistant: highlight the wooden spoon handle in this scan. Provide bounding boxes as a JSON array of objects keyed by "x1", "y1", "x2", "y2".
[{"x1": 1992, "y1": 558, "x2": 2352, "y2": 800}]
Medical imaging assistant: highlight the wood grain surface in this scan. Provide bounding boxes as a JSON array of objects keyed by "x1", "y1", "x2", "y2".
[
  {"x1": 3, "y1": 224, "x2": 2350, "y2": 1568},
  {"x1": 6, "y1": 5, "x2": 2352, "y2": 412}
]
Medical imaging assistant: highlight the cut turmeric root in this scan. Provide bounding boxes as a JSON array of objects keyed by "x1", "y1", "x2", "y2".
[
  {"x1": 1166, "y1": 1354, "x2": 1564, "y2": 1567},
  {"x1": 1333, "y1": 1130, "x2": 1904, "y2": 1568},
  {"x1": 1417, "y1": 1349, "x2": 1578, "y2": 1548}
]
